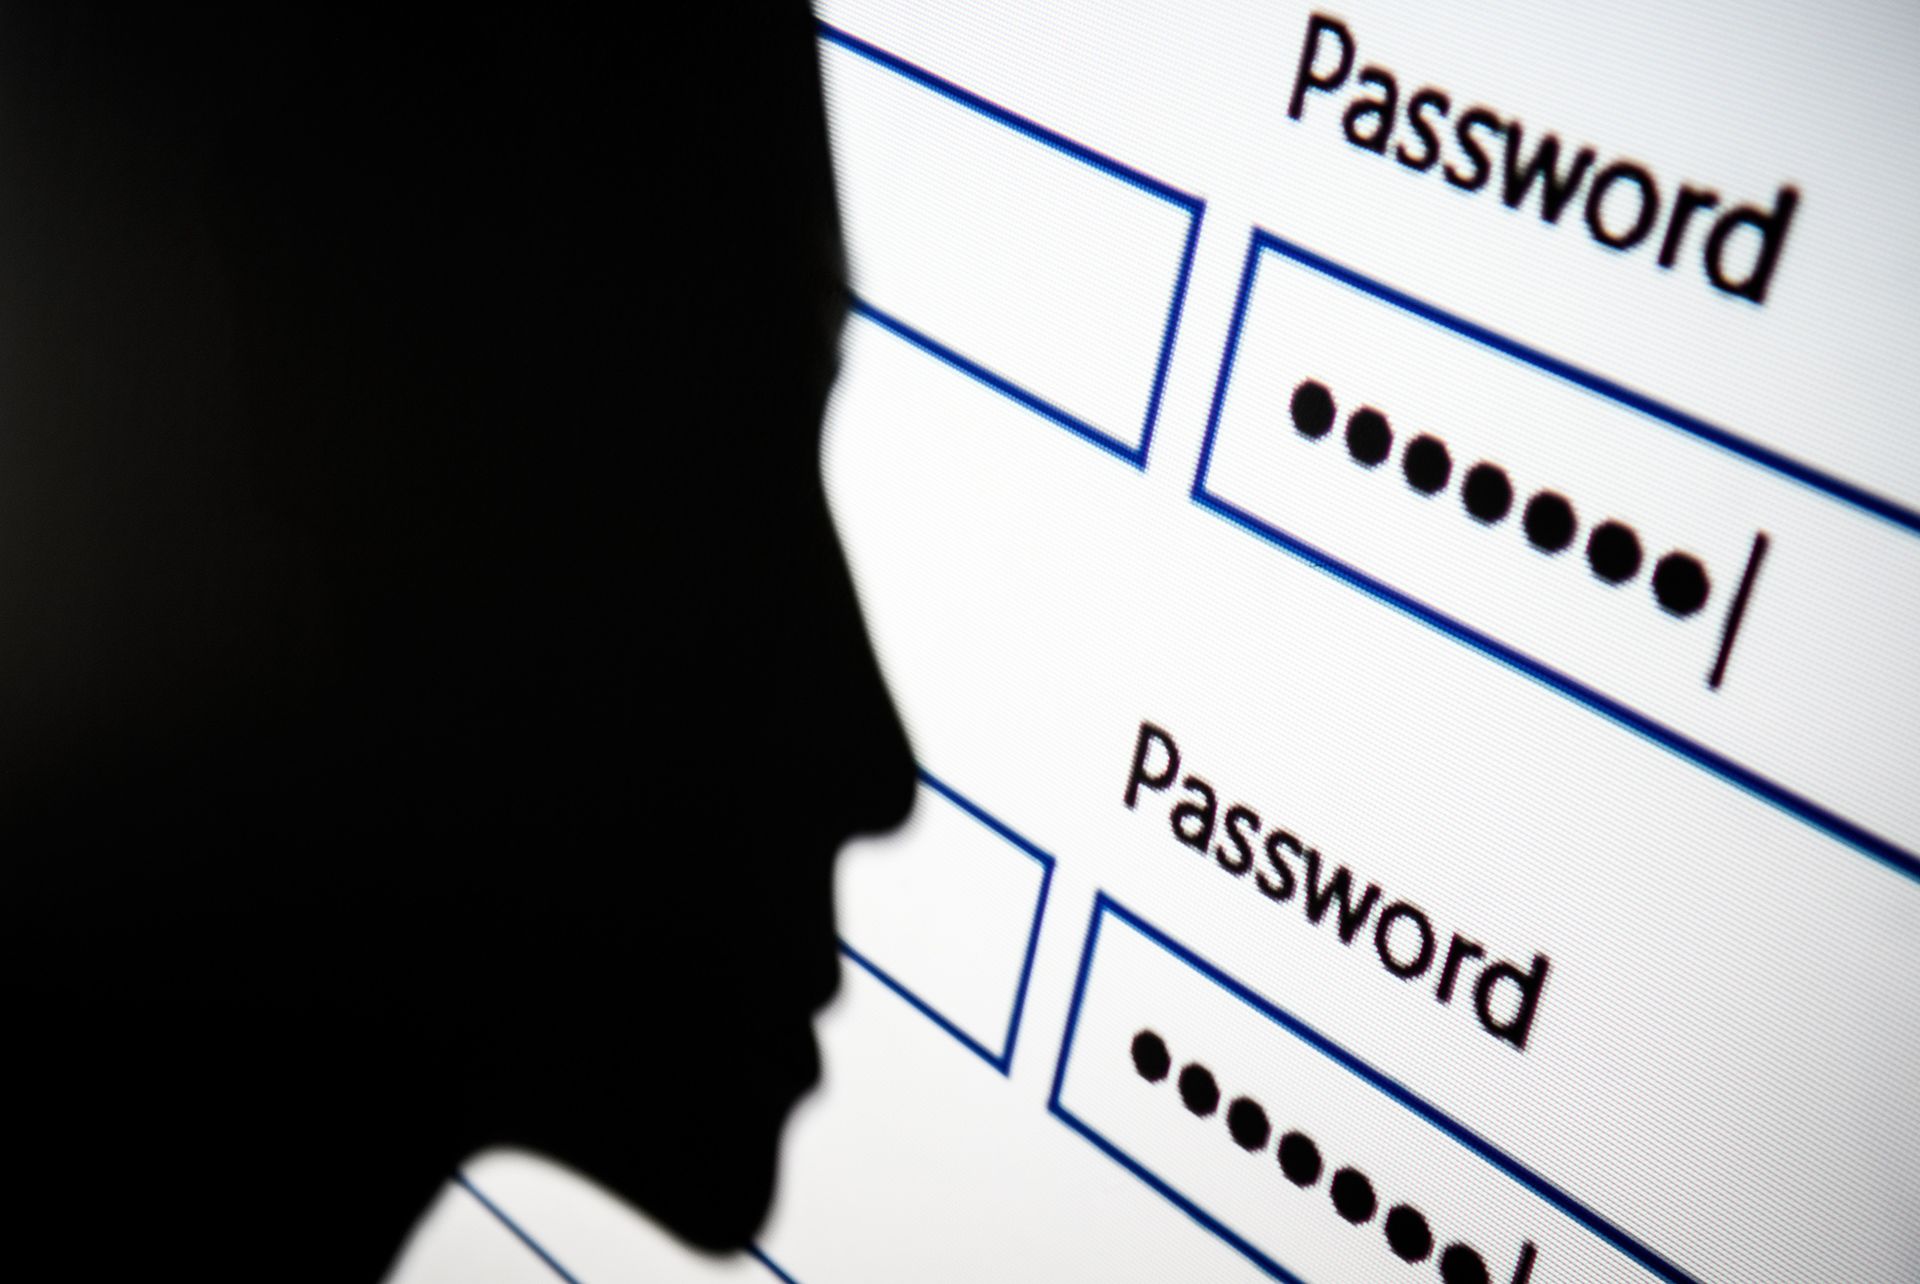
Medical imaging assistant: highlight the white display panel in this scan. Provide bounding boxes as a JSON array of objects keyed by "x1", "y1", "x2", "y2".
[{"x1": 397, "y1": 4, "x2": 1920, "y2": 1281}]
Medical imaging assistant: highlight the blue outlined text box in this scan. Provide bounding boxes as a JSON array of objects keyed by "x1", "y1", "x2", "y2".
[
  {"x1": 1193, "y1": 229, "x2": 1920, "y2": 880},
  {"x1": 1050, "y1": 894, "x2": 1696, "y2": 1284},
  {"x1": 837, "y1": 769, "x2": 1054, "y2": 1073},
  {"x1": 819, "y1": 22, "x2": 1203, "y2": 466}
]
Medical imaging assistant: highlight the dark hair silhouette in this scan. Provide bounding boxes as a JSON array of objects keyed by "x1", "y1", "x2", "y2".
[{"x1": 1, "y1": 5, "x2": 912, "y2": 1277}]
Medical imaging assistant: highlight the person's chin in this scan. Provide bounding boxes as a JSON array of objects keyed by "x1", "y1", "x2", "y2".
[
  {"x1": 488, "y1": 966, "x2": 830, "y2": 1252},
  {"x1": 630, "y1": 1016, "x2": 823, "y2": 1253}
]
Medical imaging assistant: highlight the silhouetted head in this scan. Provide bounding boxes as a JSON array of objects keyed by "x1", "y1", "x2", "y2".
[{"x1": 1, "y1": 3, "x2": 912, "y2": 1271}]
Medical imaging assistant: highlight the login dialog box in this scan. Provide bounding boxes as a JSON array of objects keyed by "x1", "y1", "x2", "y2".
[{"x1": 395, "y1": 3, "x2": 1920, "y2": 1281}]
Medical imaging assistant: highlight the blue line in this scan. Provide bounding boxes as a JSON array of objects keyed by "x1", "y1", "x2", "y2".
[
  {"x1": 1045, "y1": 890, "x2": 1104, "y2": 1117},
  {"x1": 919, "y1": 767, "x2": 1057, "y2": 870},
  {"x1": 1252, "y1": 229, "x2": 1920, "y2": 536},
  {"x1": 1046, "y1": 898, "x2": 1313, "y2": 1284},
  {"x1": 821, "y1": 22, "x2": 1204, "y2": 468},
  {"x1": 839, "y1": 768, "x2": 1061, "y2": 1074},
  {"x1": 838, "y1": 939, "x2": 1006, "y2": 1070},
  {"x1": 1190, "y1": 231, "x2": 1267, "y2": 503},
  {"x1": 1193, "y1": 487, "x2": 1919, "y2": 884},
  {"x1": 1049, "y1": 1104, "x2": 1313, "y2": 1284},
  {"x1": 463, "y1": 1170, "x2": 801, "y2": 1284},
  {"x1": 850, "y1": 299, "x2": 1143, "y2": 468},
  {"x1": 1061, "y1": 895, "x2": 1706, "y2": 1284},
  {"x1": 817, "y1": 21, "x2": 1203, "y2": 215},
  {"x1": 1137, "y1": 204, "x2": 1207, "y2": 467},
  {"x1": 1002, "y1": 841, "x2": 1057, "y2": 1070},
  {"x1": 1192, "y1": 228, "x2": 1919, "y2": 885},
  {"x1": 749, "y1": 1243, "x2": 804, "y2": 1284},
  {"x1": 456, "y1": 1172, "x2": 587, "y2": 1284},
  {"x1": 917, "y1": 768, "x2": 1060, "y2": 1071}
]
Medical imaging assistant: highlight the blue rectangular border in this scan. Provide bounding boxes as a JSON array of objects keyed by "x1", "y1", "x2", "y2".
[
  {"x1": 1192, "y1": 228, "x2": 1919, "y2": 885},
  {"x1": 837, "y1": 767, "x2": 1057, "y2": 1075},
  {"x1": 819, "y1": 20, "x2": 1205, "y2": 468},
  {"x1": 459, "y1": 1172, "x2": 803, "y2": 1283},
  {"x1": 1048, "y1": 893, "x2": 1703, "y2": 1284},
  {"x1": 455, "y1": 1173, "x2": 587, "y2": 1284},
  {"x1": 749, "y1": 1244, "x2": 806, "y2": 1284}
]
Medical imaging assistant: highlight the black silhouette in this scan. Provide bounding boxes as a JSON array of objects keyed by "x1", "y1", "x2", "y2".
[{"x1": 2, "y1": 4, "x2": 913, "y2": 1278}]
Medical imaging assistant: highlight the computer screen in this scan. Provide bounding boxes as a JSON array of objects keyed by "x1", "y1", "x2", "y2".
[{"x1": 393, "y1": 3, "x2": 1920, "y2": 1280}]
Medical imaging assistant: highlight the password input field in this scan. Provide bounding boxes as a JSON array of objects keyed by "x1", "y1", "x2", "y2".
[
  {"x1": 1194, "y1": 230, "x2": 1920, "y2": 871},
  {"x1": 1053, "y1": 896, "x2": 1689, "y2": 1284}
]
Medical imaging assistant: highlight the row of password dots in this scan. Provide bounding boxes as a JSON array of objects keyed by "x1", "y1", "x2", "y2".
[{"x1": 1288, "y1": 379, "x2": 1711, "y2": 618}]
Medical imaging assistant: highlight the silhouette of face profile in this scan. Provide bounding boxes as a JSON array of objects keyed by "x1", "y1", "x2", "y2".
[
  {"x1": 442, "y1": 10, "x2": 921, "y2": 1242},
  {"x1": 0, "y1": 4, "x2": 913, "y2": 1274}
]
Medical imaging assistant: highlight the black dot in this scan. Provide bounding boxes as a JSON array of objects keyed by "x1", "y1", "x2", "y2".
[
  {"x1": 1523, "y1": 491, "x2": 1577, "y2": 553},
  {"x1": 1329, "y1": 1167, "x2": 1376, "y2": 1224},
  {"x1": 1178, "y1": 1063, "x2": 1219, "y2": 1117},
  {"x1": 1652, "y1": 552, "x2": 1711, "y2": 616},
  {"x1": 1225, "y1": 1097, "x2": 1270, "y2": 1151},
  {"x1": 1461, "y1": 463, "x2": 1512, "y2": 523},
  {"x1": 1277, "y1": 1131, "x2": 1322, "y2": 1186},
  {"x1": 1586, "y1": 520, "x2": 1642, "y2": 584},
  {"x1": 1291, "y1": 380, "x2": 1335, "y2": 439},
  {"x1": 1345, "y1": 408, "x2": 1393, "y2": 467},
  {"x1": 1439, "y1": 1244, "x2": 1491, "y2": 1284},
  {"x1": 1402, "y1": 434, "x2": 1452, "y2": 495},
  {"x1": 1383, "y1": 1205, "x2": 1433, "y2": 1262},
  {"x1": 1130, "y1": 1030, "x2": 1170, "y2": 1083}
]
